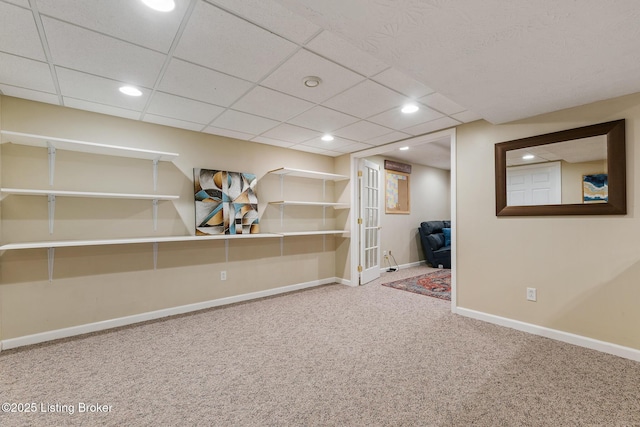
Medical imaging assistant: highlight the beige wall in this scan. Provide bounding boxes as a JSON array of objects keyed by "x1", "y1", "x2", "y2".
[
  {"x1": 0, "y1": 96, "x2": 349, "y2": 340},
  {"x1": 366, "y1": 155, "x2": 450, "y2": 267},
  {"x1": 457, "y1": 92, "x2": 640, "y2": 350}
]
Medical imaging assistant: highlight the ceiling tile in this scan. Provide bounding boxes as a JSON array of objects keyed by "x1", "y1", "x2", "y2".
[
  {"x1": 143, "y1": 114, "x2": 204, "y2": 132},
  {"x1": 146, "y1": 92, "x2": 225, "y2": 125},
  {"x1": 0, "y1": 2, "x2": 46, "y2": 61},
  {"x1": 56, "y1": 67, "x2": 150, "y2": 110},
  {"x1": 323, "y1": 79, "x2": 406, "y2": 118},
  {"x1": 300, "y1": 135, "x2": 367, "y2": 153},
  {"x1": 333, "y1": 120, "x2": 393, "y2": 141},
  {"x1": 403, "y1": 116, "x2": 461, "y2": 136},
  {"x1": 333, "y1": 141, "x2": 373, "y2": 153},
  {"x1": 205, "y1": 0, "x2": 320, "y2": 44},
  {"x1": 364, "y1": 131, "x2": 411, "y2": 146},
  {"x1": 232, "y1": 86, "x2": 314, "y2": 121},
  {"x1": 251, "y1": 136, "x2": 296, "y2": 148},
  {"x1": 261, "y1": 49, "x2": 365, "y2": 103},
  {"x1": 290, "y1": 144, "x2": 341, "y2": 157},
  {"x1": 288, "y1": 106, "x2": 359, "y2": 132},
  {"x1": 3, "y1": 0, "x2": 30, "y2": 6},
  {"x1": 212, "y1": 110, "x2": 279, "y2": 135},
  {"x1": 451, "y1": 110, "x2": 483, "y2": 123},
  {"x1": 63, "y1": 97, "x2": 141, "y2": 120},
  {"x1": 42, "y1": 17, "x2": 165, "y2": 88},
  {"x1": 305, "y1": 31, "x2": 389, "y2": 77},
  {"x1": 419, "y1": 92, "x2": 466, "y2": 115},
  {"x1": 367, "y1": 105, "x2": 443, "y2": 130},
  {"x1": 0, "y1": 52, "x2": 55, "y2": 93},
  {"x1": 158, "y1": 58, "x2": 253, "y2": 107},
  {"x1": 372, "y1": 67, "x2": 434, "y2": 98},
  {"x1": 261, "y1": 123, "x2": 321, "y2": 143},
  {"x1": 0, "y1": 84, "x2": 59, "y2": 105},
  {"x1": 203, "y1": 126, "x2": 255, "y2": 141},
  {"x1": 35, "y1": 0, "x2": 190, "y2": 53},
  {"x1": 174, "y1": 1, "x2": 297, "y2": 82}
]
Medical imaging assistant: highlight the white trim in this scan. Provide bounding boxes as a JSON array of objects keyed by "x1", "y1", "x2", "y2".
[
  {"x1": 456, "y1": 307, "x2": 640, "y2": 362},
  {"x1": 449, "y1": 130, "x2": 457, "y2": 311},
  {"x1": 0, "y1": 277, "x2": 340, "y2": 351},
  {"x1": 379, "y1": 260, "x2": 425, "y2": 273}
]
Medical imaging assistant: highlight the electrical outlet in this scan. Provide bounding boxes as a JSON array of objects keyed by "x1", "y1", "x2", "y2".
[
  {"x1": 526, "y1": 287, "x2": 537, "y2": 301},
  {"x1": 383, "y1": 250, "x2": 387, "y2": 256},
  {"x1": 221, "y1": 271, "x2": 227, "y2": 281}
]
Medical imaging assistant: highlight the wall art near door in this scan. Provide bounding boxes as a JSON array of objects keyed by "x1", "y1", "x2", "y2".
[
  {"x1": 194, "y1": 168, "x2": 259, "y2": 235},
  {"x1": 583, "y1": 173, "x2": 608, "y2": 203}
]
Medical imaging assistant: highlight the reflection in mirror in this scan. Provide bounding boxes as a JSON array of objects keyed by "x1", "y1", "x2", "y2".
[
  {"x1": 506, "y1": 135, "x2": 607, "y2": 206},
  {"x1": 495, "y1": 119, "x2": 626, "y2": 216}
]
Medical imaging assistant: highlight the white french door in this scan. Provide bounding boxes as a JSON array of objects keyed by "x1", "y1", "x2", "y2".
[{"x1": 359, "y1": 159, "x2": 381, "y2": 285}]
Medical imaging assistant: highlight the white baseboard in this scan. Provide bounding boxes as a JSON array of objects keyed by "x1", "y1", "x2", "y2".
[
  {"x1": 380, "y1": 260, "x2": 425, "y2": 273},
  {"x1": 0, "y1": 277, "x2": 342, "y2": 352},
  {"x1": 456, "y1": 306, "x2": 640, "y2": 363}
]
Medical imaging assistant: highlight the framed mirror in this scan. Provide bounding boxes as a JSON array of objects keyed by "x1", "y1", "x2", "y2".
[{"x1": 495, "y1": 119, "x2": 626, "y2": 216}]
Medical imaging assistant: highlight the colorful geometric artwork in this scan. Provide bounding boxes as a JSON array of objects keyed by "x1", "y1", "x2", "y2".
[
  {"x1": 583, "y1": 173, "x2": 608, "y2": 203},
  {"x1": 194, "y1": 169, "x2": 259, "y2": 235}
]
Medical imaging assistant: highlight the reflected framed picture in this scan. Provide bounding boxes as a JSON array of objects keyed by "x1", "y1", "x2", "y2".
[{"x1": 583, "y1": 173, "x2": 608, "y2": 203}]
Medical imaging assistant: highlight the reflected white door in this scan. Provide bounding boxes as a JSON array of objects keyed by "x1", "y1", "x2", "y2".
[
  {"x1": 359, "y1": 159, "x2": 381, "y2": 285},
  {"x1": 507, "y1": 162, "x2": 561, "y2": 206}
]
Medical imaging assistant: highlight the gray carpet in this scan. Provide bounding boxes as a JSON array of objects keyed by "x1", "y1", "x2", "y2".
[{"x1": 1, "y1": 265, "x2": 639, "y2": 426}]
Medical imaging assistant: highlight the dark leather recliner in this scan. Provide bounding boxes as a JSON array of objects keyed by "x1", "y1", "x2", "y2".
[{"x1": 419, "y1": 220, "x2": 451, "y2": 269}]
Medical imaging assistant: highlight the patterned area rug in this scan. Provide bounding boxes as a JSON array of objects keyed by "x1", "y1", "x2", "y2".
[{"x1": 382, "y1": 270, "x2": 451, "y2": 301}]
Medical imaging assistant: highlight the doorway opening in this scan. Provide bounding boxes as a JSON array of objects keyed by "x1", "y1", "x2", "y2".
[{"x1": 349, "y1": 127, "x2": 457, "y2": 311}]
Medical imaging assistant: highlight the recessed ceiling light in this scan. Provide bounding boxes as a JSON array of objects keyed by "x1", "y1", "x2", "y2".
[
  {"x1": 399, "y1": 146, "x2": 409, "y2": 151},
  {"x1": 141, "y1": 0, "x2": 175, "y2": 12},
  {"x1": 119, "y1": 86, "x2": 142, "y2": 97},
  {"x1": 522, "y1": 154, "x2": 535, "y2": 160},
  {"x1": 321, "y1": 134, "x2": 334, "y2": 142},
  {"x1": 401, "y1": 104, "x2": 419, "y2": 114},
  {"x1": 303, "y1": 76, "x2": 322, "y2": 88}
]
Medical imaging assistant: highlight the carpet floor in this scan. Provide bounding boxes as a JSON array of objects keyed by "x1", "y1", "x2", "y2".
[{"x1": 1, "y1": 265, "x2": 639, "y2": 426}]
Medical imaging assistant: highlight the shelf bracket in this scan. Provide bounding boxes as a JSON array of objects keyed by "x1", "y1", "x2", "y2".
[
  {"x1": 152, "y1": 199, "x2": 159, "y2": 231},
  {"x1": 280, "y1": 204, "x2": 284, "y2": 228},
  {"x1": 322, "y1": 179, "x2": 326, "y2": 201},
  {"x1": 153, "y1": 242, "x2": 158, "y2": 270},
  {"x1": 47, "y1": 142, "x2": 56, "y2": 186},
  {"x1": 152, "y1": 159, "x2": 159, "y2": 192},
  {"x1": 279, "y1": 174, "x2": 285, "y2": 199},
  {"x1": 225, "y1": 239, "x2": 229, "y2": 263},
  {"x1": 48, "y1": 194, "x2": 56, "y2": 234},
  {"x1": 323, "y1": 206, "x2": 327, "y2": 225},
  {"x1": 280, "y1": 236, "x2": 284, "y2": 257},
  {"x1": 47, "y1": 247, "x2": 55, "y2": 282}
]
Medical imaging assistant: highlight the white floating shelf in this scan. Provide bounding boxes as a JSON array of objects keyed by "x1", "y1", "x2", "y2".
[
  {"x1": 0, "y1": 130, "x2": 179, "y2": 162},
  {"x1": 277, "y1": 230, "x2": 350, "y2": 236},
  {"x1": 268, "y1": 200, "x2": 349, "y2": 208},
  {"x1": 267, "y1": 167, "x2": 348, "y2": 181},
  {"x1": 1, "y1": 188, "x2": 179, "y2": 200},
  {"x1": 0, "y1": 233, "x2": 284, "y2": 251}
]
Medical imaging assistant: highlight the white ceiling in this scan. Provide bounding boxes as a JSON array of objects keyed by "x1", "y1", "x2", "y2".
[{"x1": 0, "y1": 0, "x2": 638, "y2": 168}]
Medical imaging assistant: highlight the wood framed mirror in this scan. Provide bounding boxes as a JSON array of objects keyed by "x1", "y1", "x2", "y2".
[{"x1": 495, "y1": 119, "x2": 626, "y2": 216}]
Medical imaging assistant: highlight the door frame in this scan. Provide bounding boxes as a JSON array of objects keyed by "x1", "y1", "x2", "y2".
[{"x1": 349, "y1": 127, "x2": 458, "y2": 311}]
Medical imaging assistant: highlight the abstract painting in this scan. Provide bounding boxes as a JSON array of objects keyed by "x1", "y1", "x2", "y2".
[
  {"x1": 583, "y1": 173, "x2": 608, "y2": 203},
  {"x1": 194, "y1": 168, "x2": 259, "y2": 235}
]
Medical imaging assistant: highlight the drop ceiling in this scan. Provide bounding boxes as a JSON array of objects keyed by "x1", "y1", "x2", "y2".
[{"x1": 1, "y1": 0, "x2": 638, "y2": 166}]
